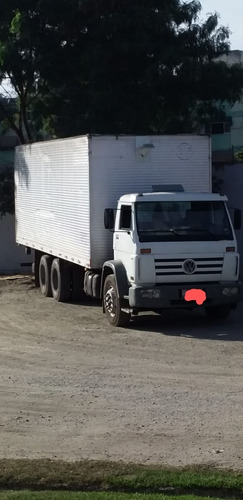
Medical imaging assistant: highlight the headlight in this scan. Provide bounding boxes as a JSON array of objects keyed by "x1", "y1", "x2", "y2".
[
  {"x1": 222, "y1": 287, "x2": 238, "y2": 296},
  {"x1": 140, "y1": 289, "x2": 161, "y2": 299}
]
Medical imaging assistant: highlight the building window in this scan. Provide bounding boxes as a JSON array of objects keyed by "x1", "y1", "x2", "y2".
[{"x1": 211, "y1": 122, "x2": 231, "y2": 135}]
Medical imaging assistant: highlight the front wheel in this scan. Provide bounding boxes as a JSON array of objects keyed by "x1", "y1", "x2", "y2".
[
  {"x1": 205, "y1": 305, "x2": 232, "y2": 320},
  {"x1": 103, "y1": 274, "x2": 130, "y2": 327}
]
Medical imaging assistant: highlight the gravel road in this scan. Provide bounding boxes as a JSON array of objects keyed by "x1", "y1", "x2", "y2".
[{"x1": 0, "y1": 276, "x2": 242, "y2": 469}]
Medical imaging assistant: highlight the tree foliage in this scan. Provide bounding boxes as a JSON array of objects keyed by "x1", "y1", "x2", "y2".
[
  {"x1": 234, "y1": 150, "x2": 243, "y2": 162},
  {"x1": 0, "y1": 167, "x2": 14, "y2": 216},
  {"x1": 0, "y1": 0, "x2": 243, "y2": 142}
]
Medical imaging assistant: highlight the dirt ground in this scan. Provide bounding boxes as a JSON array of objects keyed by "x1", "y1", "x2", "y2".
[{"x1": 0, "y1": 276, "x2": 242, "y2": 470}]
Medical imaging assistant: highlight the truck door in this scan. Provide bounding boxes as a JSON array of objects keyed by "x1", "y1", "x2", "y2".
[{"x1": 114, "y1": 204, "x2": 136, "y2": 282}]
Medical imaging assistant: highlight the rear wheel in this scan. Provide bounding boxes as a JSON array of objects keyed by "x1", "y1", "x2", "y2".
[
  {"x1": 39, "y1": 255, "x2": 52, "y2": 297},
  {"x1": 205, "y1": 305, "x2": 232, "y2": 320},
  {"x1": 51, "y1": 258, "x2": 71, "y2": 302},
  {"x1": 103, "y1": 274, "x2": 130, "y2": 327}
]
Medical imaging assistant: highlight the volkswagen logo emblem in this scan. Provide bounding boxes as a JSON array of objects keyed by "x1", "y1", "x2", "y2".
[{"x1": 183, "y1": 259, "x2": 196, "y2": 274}]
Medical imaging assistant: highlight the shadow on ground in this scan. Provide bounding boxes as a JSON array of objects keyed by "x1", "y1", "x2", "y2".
[{"x1": 129, "y1": 307, "x2": 243, "y2": 341}]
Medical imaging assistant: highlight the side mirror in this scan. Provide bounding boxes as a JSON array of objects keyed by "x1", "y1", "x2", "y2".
[
  {"x1": 104, "y1": 208, "x2": 115, "y2": 230},
  {"x1": 234, "y1": 209, "x2": 241, "y2": 230}
]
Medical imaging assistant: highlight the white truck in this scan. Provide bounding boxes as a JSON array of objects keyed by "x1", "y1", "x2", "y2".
[{"x1": 15, "y1": 134, "x2": 241, "y2": 326}]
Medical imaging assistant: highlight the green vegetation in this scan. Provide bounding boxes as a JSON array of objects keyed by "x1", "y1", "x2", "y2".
[
  {"x1": 0, "y1": 459, "x2": 242, "y2": 494},
  {"x1": 1, "y1": 1, "x2": 243, "y2": 142},
  {"x1": 0, "y1": 167, "x2": 14, "y2": 216},
  {"x1": 234, "y1": 150, "x2": 243, "y2": 162},
  {"x1": 0, "y1": 493, "x2": 228, "y2": 500}
]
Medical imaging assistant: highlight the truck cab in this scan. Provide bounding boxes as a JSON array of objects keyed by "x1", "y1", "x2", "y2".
[{"x1": 103, "y1": 190, "x2": 241, "y2": 326}]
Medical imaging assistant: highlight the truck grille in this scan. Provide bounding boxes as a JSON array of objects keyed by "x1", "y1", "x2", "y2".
[{"x1": 154, "y1": 257, "x2": 224, "y2": 277}]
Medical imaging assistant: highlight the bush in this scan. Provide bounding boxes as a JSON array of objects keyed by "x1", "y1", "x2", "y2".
[
  {"x1": 0, "y1": 167, "x2": 15, "y2": 216},
  {"x1": 234, "y1": 150, "x2": 243, "y2": 162}
]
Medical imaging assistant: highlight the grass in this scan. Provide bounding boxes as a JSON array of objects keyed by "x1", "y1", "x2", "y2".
[
  {"x1": 0, "y1": 494, "x2": 229, "y2": 500},
  {"x1": 0, "y1": 459, "x2": 242, "y2": 495}
]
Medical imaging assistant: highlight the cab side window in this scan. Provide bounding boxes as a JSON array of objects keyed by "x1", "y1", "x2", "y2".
[{"x1": 120, "y1": 205, "x2": 132, "y2": 230}]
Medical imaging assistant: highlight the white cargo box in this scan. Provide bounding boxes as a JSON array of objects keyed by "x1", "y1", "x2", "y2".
[{"x1": 15, "y1": 134, "x2": 211, "y2": 268}]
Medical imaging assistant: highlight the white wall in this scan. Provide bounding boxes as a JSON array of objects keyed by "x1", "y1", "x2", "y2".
[
  {"x1": 0, "y1": 214, "x2": 33, "y2": 274},
  {"x1": 214, "y1": 164, "x2": 243, "y2": 279}
]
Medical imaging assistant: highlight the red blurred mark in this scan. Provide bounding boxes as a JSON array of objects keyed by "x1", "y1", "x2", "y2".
[{"x1": 185, "y1": 289, "x2": 206, "y2": 306}]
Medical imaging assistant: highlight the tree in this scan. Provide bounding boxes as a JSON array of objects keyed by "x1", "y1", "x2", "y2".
[
  {"x1": 0, "y1": 167, "x2": 14, "y2": 216},
  {"x1": 0, "y1": 93, "x2": 17, "y2": 216},
  {"x1": 1, "y1": 0, "x2": 243, "y2": 141}
]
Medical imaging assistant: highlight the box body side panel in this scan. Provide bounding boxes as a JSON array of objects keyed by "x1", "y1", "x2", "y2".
[{"x1": 15, "y1": 136, "x2": 91, "y2": 267}]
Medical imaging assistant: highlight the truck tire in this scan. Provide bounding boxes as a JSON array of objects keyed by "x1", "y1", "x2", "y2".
[
  {"x1": 205, "y1": 305, "x2": 231, "y2": 320},
  {"x1": 34, "y1": 250, "x2": 42, "y2": 287},
  {"x1": 71, "y1": 266, "x2": 86, "y2": 301},
  {"x1": 39, "y1": 255, "x2": 52, "y2": 297},
  {"x1": 51, "y1": 258, "x2": 71, "y2": 302},
  {"x1": 103, "y1": 274, "x2": 130, "y2": 327}
]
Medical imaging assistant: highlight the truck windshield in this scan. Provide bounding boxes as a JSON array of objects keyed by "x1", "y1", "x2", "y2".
[{"x1": 135, "y1": 201, "x2": 233, "y2": 242}]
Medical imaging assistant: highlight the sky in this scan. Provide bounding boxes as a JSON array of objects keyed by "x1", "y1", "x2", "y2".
[{"x1": 199, "y1": 0, "x2": 243, "y2": 50}]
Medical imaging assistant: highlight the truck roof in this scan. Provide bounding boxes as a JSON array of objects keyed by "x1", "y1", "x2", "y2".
[{"x1": 119, "y1": 192, "x2": 228, "y2": 203}]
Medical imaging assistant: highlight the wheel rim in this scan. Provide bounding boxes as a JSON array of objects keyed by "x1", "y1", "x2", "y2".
[{"x1": 104, "y1": 285, "x2": 117, "y2": 318}]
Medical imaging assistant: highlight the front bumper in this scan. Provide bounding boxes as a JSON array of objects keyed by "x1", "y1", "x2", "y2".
[{"x1": 128, "y1": 282, "x2": 242, "y2": 309}]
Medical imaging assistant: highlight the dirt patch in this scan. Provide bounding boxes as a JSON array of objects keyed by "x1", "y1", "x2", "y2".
[{"x1": 0, "y1": 277, "x2": 243, "y2": 469}]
